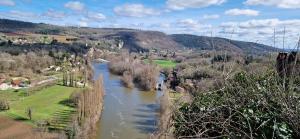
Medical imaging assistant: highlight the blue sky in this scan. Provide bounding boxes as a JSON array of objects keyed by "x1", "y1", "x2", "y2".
[{"x1": 0, "y1": 0, "x2": 300, "y2": 48}]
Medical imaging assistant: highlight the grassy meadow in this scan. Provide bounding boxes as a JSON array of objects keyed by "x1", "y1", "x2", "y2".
[
  {"x1": 145, "y1": 59, "x2": 177, "y2": 68},
  {"x1": 0, "y1": 85, "x2": 77, "y2": 127}
]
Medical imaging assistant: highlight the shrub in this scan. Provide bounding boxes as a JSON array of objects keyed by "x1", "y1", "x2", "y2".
[
  {"x1": 68, "y1": 91, "x2": 82, "y2": 107},
  {"x1": 174, "y1": 56, "x2": 185, "y2": 63},
  {"x1": 161, "y1": 68, "x2": 172, "y2": 76},
  {"x1": 244, "y1": 55, "x2": 254, "y2": 65},
  {"x1": 179, "y1": 66, "x2": 219, "y2": 80},
  {"x1": 108, "y1": 61, "x2": 132, "y2": 75},
  {"x1": 0, "y1": 99, "x2": 9, "y2": 111},
  {"x1": 133, "y1": 65, "x2": 158, "y2": 91},
  {"x1": 108, "y1": 54, "x2": 159, "y2": 91},
  {"x1": 245, "y1": 62, "x2": 270, "y2": 75},
  {"x1": 172, "y1": 71, "x2": 300, "y2": 138},
  {"x1": 0, "y1": 52, "x2": 54, "y2": 77},
  {"x1": 211, "y1": 54, "x2": 232, "y2": 63},
  {"x1": 121, "y1": 71, "x2": 134, "y2": 88}
]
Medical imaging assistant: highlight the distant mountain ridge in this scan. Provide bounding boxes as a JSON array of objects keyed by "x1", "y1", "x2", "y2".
[
  {"x1": 170, "y1": 34, "x2": 279, "y2": 54},
  {"x1": 0, "y1": 19, "x2": 279, "y2": 54}
]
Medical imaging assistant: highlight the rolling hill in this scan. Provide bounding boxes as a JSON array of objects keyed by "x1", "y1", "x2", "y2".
[
  {"x1": 0, "y1": 19, "x2": 279, "y2": 54},
  {"x1": 170, "y1": 34, "x2": 279, "y2": 54}
]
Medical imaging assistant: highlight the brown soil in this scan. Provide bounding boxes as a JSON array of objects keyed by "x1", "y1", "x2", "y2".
[{"x1": 0, "y1": 116, "x2": 61, "y2": 139}]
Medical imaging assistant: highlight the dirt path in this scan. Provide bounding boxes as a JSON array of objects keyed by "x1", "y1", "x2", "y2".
[{"x1": 0, "y1": 117, "x2": 60, "y2": 139}]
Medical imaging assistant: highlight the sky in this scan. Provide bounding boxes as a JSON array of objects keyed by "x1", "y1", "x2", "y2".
[{"x1": 0, "y1": 0, "x2": 300, "y2": 49}]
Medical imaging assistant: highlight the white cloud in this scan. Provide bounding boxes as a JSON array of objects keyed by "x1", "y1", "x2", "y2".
[
  {"x1": 245, "y1": 0, "x2": 300, "y2": 9},
  {"x1": 160, "y1": 23, "x2": 171, "y2": 28},
  {"x1": 0, "y1": 0, "x2": 15, "y2": 6},
  {"x1": 86, "y1": 12, "x2": 106, "y2": 21},
  {"x1": 79, "y1": 21, "x2": 88, "y2": 27},
  {"x1": 220, "y1": 19, "x2": 300, "y2": 36},
  {"x1": 239, "y1": 19, "x2": 279, "y2": 28},
  {"x1": 0, "y1": 10, "x2": 39, "y2": 20},
  {"x1": 178, "y1": 19, "x2": 200, "y2": 28},
  {"x1": 167, "y1": 0, "x2": 226, "y2": 10},
  {"x1": 219, "y1": 18, "x2": 300, "y2": 47},
  {"x1": 220, "y1": 19, "x2": 286, "y2": 29},
  {"x1": 177, "y1": 19, "x2": 212, "y2": 33},
  {"x1": 203, "y1": 14, "x2": 220, "y2": 19},
  {"x1": 280, "y1": 19, "x2": 300, "y2": 27},
  {"x1": 114, "y1": 4, "x2": 160, "y2": 17},
  {"x1": 43, "y1": 9, "x2": 66, "y2": 19},
  {"x1": 64, "y1": 1, "x2": 85, "y2": 11},
  {"x1": 220, "y1": 22, "x2": 237, "y2": 28},
  {"x1": 109, "y1": 23, "x2": 121, "y2": 28},
  {"x1": 222, "y1": 18, "x2": 300, "y2": 29},
  {"x1": 225, "y1": 9, "x2": 259, "y2": 16}
]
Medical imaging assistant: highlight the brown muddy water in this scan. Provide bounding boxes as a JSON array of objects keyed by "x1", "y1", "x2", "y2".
[{"x1": 93, "y1": 63, "x2": 164, "y2": 139}]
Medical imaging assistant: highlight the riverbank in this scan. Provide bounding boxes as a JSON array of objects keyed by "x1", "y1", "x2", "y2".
[
  {"x1": 62, "y1": 68, "x2": 104, "y2": 139},
  {"x1": 151, "y1": 88, "x2": 174, "y2": 139},
  {"x1": 151, "y1": 87, "x2": 192, "y2": 139}
]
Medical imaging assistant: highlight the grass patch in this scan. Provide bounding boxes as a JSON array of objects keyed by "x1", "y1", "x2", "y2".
[
  {"x1": 0, "y1": 85, "x2": 77, "y2": 126},
  {"x1": 169, "y1": 91, "x2": 183, "y2": 99},
  {"x1": 0, "y1": 89, "x2": 27, "y2": 102},
  {"x1": 169, "y1": 91, "x2": 183, "y2": 102},
  {"x1": 145, "y1": 59, "x2": 177, "y2": 68}
]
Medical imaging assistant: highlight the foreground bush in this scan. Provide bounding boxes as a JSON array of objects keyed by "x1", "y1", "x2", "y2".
[{"x1": 173, "y1": 71, "x2": 300, "y2": 138}]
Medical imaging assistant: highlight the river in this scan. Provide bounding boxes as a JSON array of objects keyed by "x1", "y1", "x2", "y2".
[{"x1": 93, "y1": 62, "x2": 163, "y2": 139}]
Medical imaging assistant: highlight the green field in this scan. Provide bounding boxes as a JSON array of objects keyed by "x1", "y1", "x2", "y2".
[
  {"x1": 0, "y1": 85, "x2": 77, "y2": 127},
  {"x1": 145, "y1": 59, "x2": 177, "y2": 68}
]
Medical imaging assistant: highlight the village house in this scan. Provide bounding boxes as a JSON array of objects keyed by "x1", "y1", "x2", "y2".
[{"x1": 11, "y1": 79, "x2": 21, "y2": 87}]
